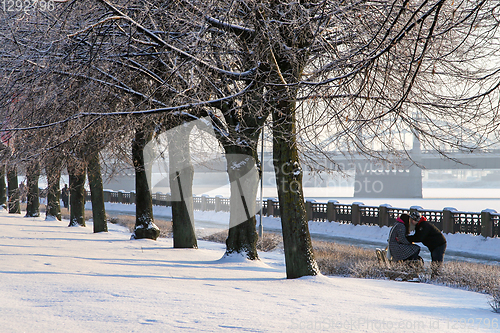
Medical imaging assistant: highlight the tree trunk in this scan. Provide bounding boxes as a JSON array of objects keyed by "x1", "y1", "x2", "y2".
[
  {"x1": 224, "y1": 145, "x2": 260, "y2": 260},
  {"x1": 262, "y1": 17, "x2": 319, "y2": 277},
  {"x1": 272, "y1": 89, "x2": 319, "y2": 278},
  {"x1": 45, "y1": 163, "x2": 62, "y2": 221},
  {"x1": 25, "y1": 162, "x2": 40, "y2": 217},
  {"x1": 209, "y1": 85, "x2": 267, "y2": 260},
  {"x1": 7, "y1": 165, "x2": 20, "y2": 214},
  {"x1": 87, "y1": 152, "x2": 107, "y2": 233},
  {"x1": 0, "y1": 164, "x2": 6, "y2": 210},
  {"x1": 131, "y1": 128, "x2": 159, "y2": 240},
  {"x1": 167, "y1": 125, "x2": 197, "y2": 248},
  {"x1": 67, "y1": 160, "x2": 86, "y2": 227}
]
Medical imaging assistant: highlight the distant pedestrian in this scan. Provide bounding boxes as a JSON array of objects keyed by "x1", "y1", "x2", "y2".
[
  {"x1": 61, "y1": 184, "x2": 69, "y2": 209},
  {"x1": 19, "y1": 181, "x2": 27, "y2": 203},
  {"x1": 407, "y1": 211, "x2": 447, "y2": 278}
]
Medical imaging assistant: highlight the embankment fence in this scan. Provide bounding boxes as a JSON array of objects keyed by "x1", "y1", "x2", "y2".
[{"x1": 89, "y1": 190, "x2": 499, "y2": 238}]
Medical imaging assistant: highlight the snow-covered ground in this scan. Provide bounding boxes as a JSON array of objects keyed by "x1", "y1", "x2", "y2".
[{"x1": 0, "y1": 209, "x2": 499, "y2": 333}]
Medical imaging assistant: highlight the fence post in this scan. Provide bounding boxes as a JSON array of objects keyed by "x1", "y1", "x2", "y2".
[
  {"x1": 215, "y1": 195, "x2": 222, "y2": 212},
  {"x1": 201, "y1": 194, "x2": 208, "y2": 211},
  {"x1": 157, "y1": 193, "x2": 165, "y2": 206},
  {"x1": 442, "y1": 207, "x2": 457, "y2": 234},
  {"x1": 378, "y1": 204, "x2": 391, "y2": 227},
  {"x1": 103, "y1": 190, "x2": 111, "y2": 203},
  {"x1": 166, "y1": 193, "x2": 171, "y2": 207},
  {"x1": 351, "y1": 202, "x2": 363, "y2": 226},
  {"x1": 267, "y1": 198, "x2": 274, "y2": 217},
  {"x1": 305, "y1": 200, "x2": 314, "y2": 222},
  {"x1": 273, "y1": 199, "x2": 280, "y2": 217},
  {"x1": 117, "y1": 190, "x2": 124, "y2": 204},
  {"x1": 481, "y1": 209, "x2": 495, "y2": 238},
  {"x1": 327, "y1": 200, "x2": 338, "y2": 222}
]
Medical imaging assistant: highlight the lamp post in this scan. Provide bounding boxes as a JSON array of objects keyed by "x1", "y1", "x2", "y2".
[{"x1": 258, "y1": 124, "x2": 264, "y2": 239}]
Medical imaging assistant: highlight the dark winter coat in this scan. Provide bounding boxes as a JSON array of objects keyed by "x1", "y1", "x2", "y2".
[
  {"x1": 388, "y1": 219, "x2": 420, "y2": 261},
  {"x1": 407, "y1": 219, "x2": 446, "y2": 252}
]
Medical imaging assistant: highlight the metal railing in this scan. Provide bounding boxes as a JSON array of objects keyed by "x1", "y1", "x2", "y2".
[{"x1": 89, "y1": 190, "x2": 499, "y2": 238}]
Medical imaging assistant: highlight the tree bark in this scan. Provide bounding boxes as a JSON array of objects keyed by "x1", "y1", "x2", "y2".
[
  {"x1": 7, "y1": 165, "x2": 20, "y2": 214},
  {"x1": 45, "y1": 163, "x2": 62, "y2": 221},
  {"x1": 269, "y1": 46, "x2": 318, "y2": 278},
  {"x1": 210, "y1": 86, "x2": 267, "y2": 260},
  {"x1": 131, "y1": 128, "x2": 159, "y2": 240},
  {"x1": 25, "y1": 162, "x2": 40, "y2": 217},
  {"x1": 167, "y1": 125, "x2": 197, "y2": 248},
  {"x1": 262, "y1": 9, "x2": 319, "y2": 277},
  {"x1": 224, "y1": 147, "x2": 260, "y2": 260},
  {"x1": 272, "y1": 99, "x2": 319, "y2": 278},
  {"x1": 0, "y1": 164, "x2": 6, "y2": 210},
  {"x1": 67, "y1": 160, "x2": 86, "y2": 227},
  {"x1": 87, "y1": 152, "x2": 107, "y2": 233}
]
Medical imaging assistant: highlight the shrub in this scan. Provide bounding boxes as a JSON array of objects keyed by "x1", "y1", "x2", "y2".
[{"x1": 489, "y1": 287, "x2": 500, "y2": 313}]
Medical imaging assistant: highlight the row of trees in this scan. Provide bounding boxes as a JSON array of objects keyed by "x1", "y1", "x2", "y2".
[{"x1": 1, "y1": 0, "x2": 499, "y2": 278}]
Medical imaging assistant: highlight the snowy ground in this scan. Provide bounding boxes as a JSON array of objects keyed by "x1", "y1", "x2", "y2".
[{"x1": 0, "y1": 208, "x2": 499, "y2": 332}]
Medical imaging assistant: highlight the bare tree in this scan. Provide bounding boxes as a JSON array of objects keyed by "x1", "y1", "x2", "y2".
[
  {"x1": 45, "y1": 151, "x2": 63, "y2": 221},
  {"x1": 1, "y1": 0, "x2": 499, "y2": 280},
  {"x1": 0, "y1": 163, "x2": 6, "y2": 209},
  {"x1": 142, "y1": 0, "x2": 500, "y2": 278},
  {"x1": 25, "y1": 161, "x2": 40, "y2": 217},
  {"x1": 165, "y1": 120, "x2": 198, "y2": 248},
  {"x1": 7, "y1": 163, "x2": 20, "y2": 214}
]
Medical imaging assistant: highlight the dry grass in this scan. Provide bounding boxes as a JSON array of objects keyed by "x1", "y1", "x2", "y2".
[
  {"x1": 313, "y1": 241, "x2": 386, "y2": 278},
  {"x1": 428, "y1": 260, "x2": 500, "y2": 313},
  {"x1": 59, "y1": 208, "x2": 92, "y2": 221},
  {"x1": 200, "y1": 230, "x2": 282, "y2": 252},
  {"x1": 429, "y1": 261, "x2": 500, "y2": 292},
  {"x1": 199, "y1": 230, "x2": 228, "y2": 243},
  {"x1": 315, "y1": 242, "x2": 500, "y2": 311},
  {"x1": 59, "y1": 208, "x2": 173, "y2": 238},
  {"x1": 107, "y1": 214, "x2": 172, "y2": 238},
  {"x1": 490, "y1": 288, "x2": 500, "y2": 313}
]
